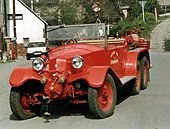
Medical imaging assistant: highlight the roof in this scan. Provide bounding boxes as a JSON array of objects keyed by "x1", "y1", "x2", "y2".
[
  {"x1": 42, "y1": 16, "x2": 59, "y2": 26},
  {"x1": 18, "y1": 0, "x2": 48, "y2": 25},
  {"x1": 21, "y1": 0, "x2": 31, "y2": 5}
]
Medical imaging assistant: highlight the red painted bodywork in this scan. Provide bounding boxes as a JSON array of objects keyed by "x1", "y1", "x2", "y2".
[
  {"x1": 9, "y1": 67, "x2": 41, "y2": 87},
  {"x1": 9, "y1": 29, "x2": 151, "y2": 105}
]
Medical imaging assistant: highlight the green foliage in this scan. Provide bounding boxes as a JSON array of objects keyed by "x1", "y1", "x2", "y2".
[
  {"x1": 33, "y1": 0, "x2": 162, "y2": 40},
  {"x1": 59, "y1": 1, "x2": 77, "y2": 25},
  {"x1": 131, "y1": 2, "x2": 142, "y2": 19},
  {"x1": 110, "y1": 12, "x2": 158, "y2": 40},
  {"x1": 109, "y1": 0, "x2": 162, "y2": 40},
  {"x1": 145, "y1": 0, "x2": 161, "y2": 14}
]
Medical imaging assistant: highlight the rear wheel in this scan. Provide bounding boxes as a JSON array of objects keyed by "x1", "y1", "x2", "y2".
[
  {"x1": 129, "y1": 61, "x2": 141, "y2": 95},
  {"x1": 88, "y1": 74, "x2": 117, "y2": 118},
  {"x1": 141, "y1": 56, "x2": 149, "y2": 90},
  {"x1": 10, "y1": 82, "x2": 43, "y2": 120}
]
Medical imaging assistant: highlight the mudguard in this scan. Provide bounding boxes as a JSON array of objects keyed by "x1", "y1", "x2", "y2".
[
  {"x1": 125, "y1": 48, "x2": 149, "y2": 76},
  {"x1": 67, "y1": 66, "x2": 109, "y2": 88},
  {"x1": 9, "y1": 67, "x2": 41, "y2": 87}
]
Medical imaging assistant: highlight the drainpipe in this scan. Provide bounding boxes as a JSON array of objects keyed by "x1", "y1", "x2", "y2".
[{"x1": 1, "y1": 0, "x2": 4, "y2": 60}]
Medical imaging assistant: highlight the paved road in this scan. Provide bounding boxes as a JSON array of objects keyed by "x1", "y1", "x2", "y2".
[{"x1": 0, "y1": 53, "x2": 170, "y2": 129}]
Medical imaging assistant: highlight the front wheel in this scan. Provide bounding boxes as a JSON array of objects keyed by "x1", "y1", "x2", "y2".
[
  {"x1": 88, "y1": 74, "x2": 117, "y2": 118},
  {"x1": 10, "y1": 82, "x2": 43, "y2": 120}
]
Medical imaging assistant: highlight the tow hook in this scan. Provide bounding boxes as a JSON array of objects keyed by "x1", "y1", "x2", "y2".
[{"x1": 44, "y1": 99, "x2": 51, "y2": 123}]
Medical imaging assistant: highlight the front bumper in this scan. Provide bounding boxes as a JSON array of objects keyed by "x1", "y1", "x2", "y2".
[{"x1": 27, "y1": 52, "x2": 48, "y2": 58}]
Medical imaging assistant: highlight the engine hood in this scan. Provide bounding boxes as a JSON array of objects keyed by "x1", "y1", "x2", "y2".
[
  {"x1": 49, "y1": 44, "x2": 104, "y2": 59},
  {"x1": 48, "y1": 44, "x2": 107, "y2": 72}
]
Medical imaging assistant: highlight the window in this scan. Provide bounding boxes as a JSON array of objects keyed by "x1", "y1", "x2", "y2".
[{"x1": 23, "y1": 38, "x2": 29, "y2": 47}]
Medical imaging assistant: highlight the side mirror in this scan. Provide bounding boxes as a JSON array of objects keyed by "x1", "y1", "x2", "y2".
[{"x1": 92, "y1": 2, "x2": 102, "y2": 13}]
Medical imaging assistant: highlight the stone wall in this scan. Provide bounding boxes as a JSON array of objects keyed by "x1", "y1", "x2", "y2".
[
  {"x1": 150, "y1": 18, "x2": 170, "y2": 53},
  {"x1": 7, "y1": 42, "x2": 27, "y2": 56},
  {"x1": 17, "y1": 43, "x2": 27, "y2": 56}
]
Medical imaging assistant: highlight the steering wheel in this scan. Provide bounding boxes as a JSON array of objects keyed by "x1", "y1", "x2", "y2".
[
  {"x1": 121, "y1": 30, "x2": 140, "y2": 50},
  {"x1": 61, "y1": 39, "x2": 77, "y2": 45},
  {"x1": 61, "y1": 32, "x2": 77, "y2": 45}
]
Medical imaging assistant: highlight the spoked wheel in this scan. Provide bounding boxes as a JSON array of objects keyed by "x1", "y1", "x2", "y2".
[
  {"x1": 62, "y1": 39, "x2": 77, "y2": 45},
  {"x1": 141, "y1": 56, "x2": 149, "y2": 90},
  {"x1": 88, "y1": 74, "x2": 117, "y2": 118},
  {"x1": 10, "y1": 82, "x2": 43, "y2": 120},
  {"x1": 121, "y1": 30, "x2": 140, "y2": 50},
  {"x1": 129, "y1": 61, "x2": 141, "y2": 95},
  {"x1": 61, "y1": 32, "x2": 77, "y2": 45}
]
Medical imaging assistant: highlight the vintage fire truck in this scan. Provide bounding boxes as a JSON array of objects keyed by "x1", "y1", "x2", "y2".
[{"x1": 9, "y1": 3, "x2": 151, "y2": 120}]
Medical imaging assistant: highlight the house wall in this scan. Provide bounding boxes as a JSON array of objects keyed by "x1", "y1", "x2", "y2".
[
  {"x1": 158, "y1": 0, "x2": 170, "y2": 5},
  {"x1": 9, "y1": 0, "x2": 45, "y2": 46}
]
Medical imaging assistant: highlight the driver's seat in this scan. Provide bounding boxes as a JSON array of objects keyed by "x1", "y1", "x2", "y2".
[{"x1": 129, "y1": 33, "x2": 139, "y2": 49}]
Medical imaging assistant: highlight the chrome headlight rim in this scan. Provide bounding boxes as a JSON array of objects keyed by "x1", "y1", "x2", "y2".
[
  {"x1": 32, "y1": 57, "x2": 45, "y2": 71},
  {"x1": 72, "y1": 56, "x2": 84, "y2": 69}
]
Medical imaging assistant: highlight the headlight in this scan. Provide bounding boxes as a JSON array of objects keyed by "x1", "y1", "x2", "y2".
[
  {"x1": 32, "y1": 58, "x2": 45, "y2": 71},
  {"x1": 72, "y1": 56, "x2": 84, "y2": 69}
]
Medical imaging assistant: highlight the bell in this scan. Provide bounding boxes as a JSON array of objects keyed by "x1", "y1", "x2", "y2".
[
  {"x1": 40, "y1": 77, "x2": 48, "y2": 84},
  {"x1": 59, "y1": 76, "x2": 66, "y2": 84}
]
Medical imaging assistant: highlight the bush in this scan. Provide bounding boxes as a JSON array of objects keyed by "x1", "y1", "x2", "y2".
[
  {"x1": 110, "y1": 12, "x2": 157, "y2": 40},
  {"x1": 137, "y1": 12, "x2": 156, "y2": 25}
]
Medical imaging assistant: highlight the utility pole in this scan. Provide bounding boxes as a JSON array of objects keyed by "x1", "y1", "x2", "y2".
[
  {"x1": 156, "y1": 0, "x2": 159, "y2": 20},
  {"x1": 13, "y1": 0, "x2": 18, "y2": 59},
  {"x1": 3, "y1": 0, "x2": 7, "y2": 36}
]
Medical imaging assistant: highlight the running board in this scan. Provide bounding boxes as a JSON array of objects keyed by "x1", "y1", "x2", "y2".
[{"x1": 120, "y1": 76, "x2": 136, "y2": 85}]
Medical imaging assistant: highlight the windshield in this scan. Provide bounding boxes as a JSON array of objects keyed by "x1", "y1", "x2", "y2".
[
  {"x1": 28, "y1": 42, "x2": 45, "y2": 48},
  {"x1": 47, "y1": 23, "x2": 105, "y2": 41}
]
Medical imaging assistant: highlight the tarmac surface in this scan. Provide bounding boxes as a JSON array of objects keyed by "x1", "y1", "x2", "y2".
[{"x1": 0, "y1": 53, "x2": 170, "y2": 129}]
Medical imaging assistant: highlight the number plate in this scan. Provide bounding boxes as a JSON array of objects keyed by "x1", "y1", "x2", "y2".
[{"x1": 34, "y1": 53, "x2": 41, "y2": 55}]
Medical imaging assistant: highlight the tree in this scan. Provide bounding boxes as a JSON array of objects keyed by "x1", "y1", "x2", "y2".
[{"x1": 111, "y1": 0, "x2": 125, "y2": 18}]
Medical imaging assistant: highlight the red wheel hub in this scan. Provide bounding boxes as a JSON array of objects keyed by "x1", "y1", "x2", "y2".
[
  {"x1": 20, "y1": 91, "x2": 33, "y2": 113},
  {"x1": 21, "y1": 95, "x2": 30, "y2": 109},
  {"x1": 98, "y1": 81, "x2": 113, "y2": 111},
  {"x1": 136, "y1": 67, "x2": 140, "y2": 90},
  {"x1": 144, "y1": 63, "x2": 147, "y2": 84}
]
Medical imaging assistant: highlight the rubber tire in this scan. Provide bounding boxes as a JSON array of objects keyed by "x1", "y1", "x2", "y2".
[
  {"x1": 129, "y1": 60, "x2": 141, "y2": 95},
  {"x1": 140, "y1": 56, "x2": 149, "y2": 90},
  {"x1": 10, "y1": 83, "x2": 42, "y2": 120},
  {"x1": 88, "y1": 74, "x2": 117, "y2": 118}
]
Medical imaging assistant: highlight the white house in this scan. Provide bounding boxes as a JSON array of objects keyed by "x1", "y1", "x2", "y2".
[
  {"x1": 158, "y1": 0, "x2": 170, "y2": 5},
  {"x1": 4, "y1": 0, "x2": 48, "y2": 56}
]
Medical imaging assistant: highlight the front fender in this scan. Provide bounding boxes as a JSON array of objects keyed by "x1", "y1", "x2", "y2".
[
  {"x1": 9, "y1": 67, "x2": 41, "y2": 87},
  {"x1": 68, "y1": 66, "x2": 109, "y2": 88}
]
